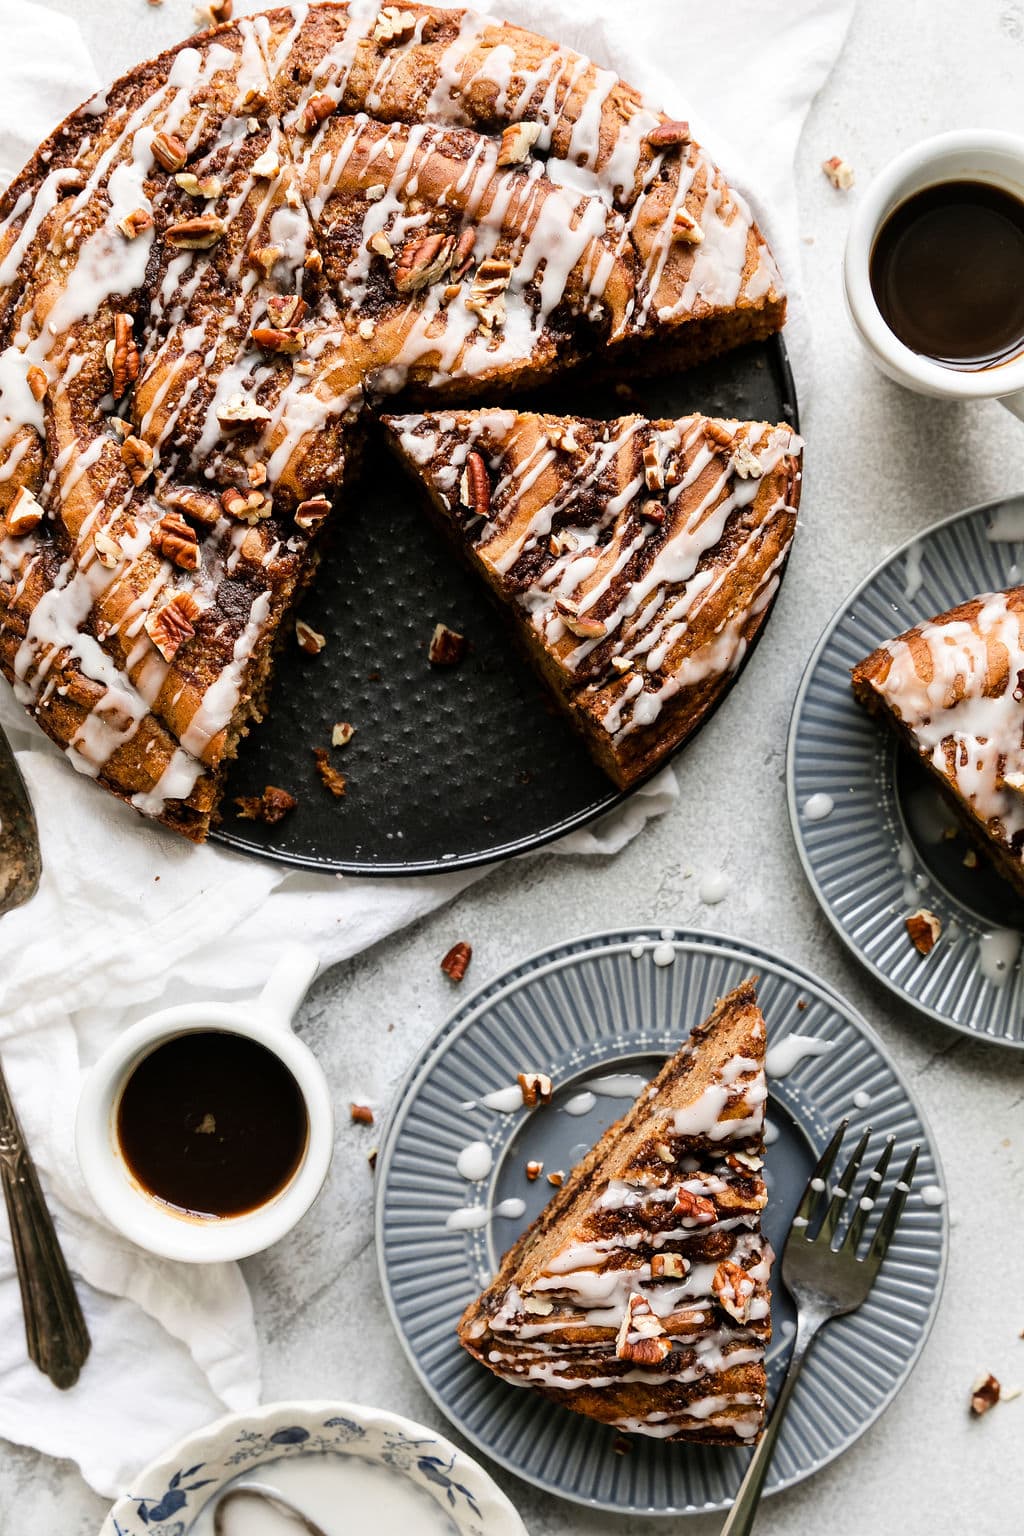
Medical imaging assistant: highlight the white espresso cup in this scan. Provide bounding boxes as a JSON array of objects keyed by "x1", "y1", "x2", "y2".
[
  {"x1": 844, "y1": 130, "x2": 1024, "y2": 421},
  {"x1": 76, "y1": 944, "x2": 333, "y2": 1263}
]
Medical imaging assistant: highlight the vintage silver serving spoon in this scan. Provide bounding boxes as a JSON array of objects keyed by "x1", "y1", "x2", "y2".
[
  {"x1": 0, "y1": 722, "x2": 90, "y2": 1388},
  {"x1": 213, "y1": 1482, "x2": 330, "y2": 1536}
]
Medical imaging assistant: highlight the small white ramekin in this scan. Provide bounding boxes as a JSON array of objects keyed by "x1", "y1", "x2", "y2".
[{"x1": 76, "y1": 944, "x2": 333, "y2": 1263}]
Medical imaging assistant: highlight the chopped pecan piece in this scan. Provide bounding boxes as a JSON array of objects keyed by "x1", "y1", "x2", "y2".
[
  {"x1": 313, "y1": 746, "x2": 346, "y2": 797},
  {"x1": 160, "y1": 485, "x2": 221, "y2": 526},
  {"x1": 251, "y1": 325, "x2": 305, "y2": 353},
  {"x1": 640, "y1": 499, "x2": 665, "y2": 526},
  {"x1": 372, "y1": 6, "x2": 416, "y2": 43},
  {"x1": 496, "y1": 121, "x2": 541, "y2": 166},
  {"x1": 440, "y1": 941, "x2": 472, "y2": 982},
  {"x1": 451, "y1": 227, "x2": 476, "y2": 279},
  {"x1": 546, "y1": 1169, "x2": 564, "y2": 1187},
  {"x1": 120, "y1": 433, "x2": 154, "y2": 485},
  {"x1": 251, "y1": 147, "x2": 280, "y2": 179},
  {"x1": 906, "y1": 908, "x2": 941, "y2": 956},
  {"x1": 523, "y1": 1294, "x2": 553, "y2": 1316},
  {"x1": 235, "y1": 785, "x2": 297, "y2": 824},
  {"x1": 350, "y1": 1103, "x2": 374, "y2": 1126},
  {"x1": 713, "y1": 1259, "x2": 755, "y2": 1323},
  {"x1": 175, "y1": 171, "x2": 223, "y2": 199},
  {"x1": 466, "y1": 256, "x2": 512, "y2": 329},
  {"x1": 221, "y1": 486, "x2": 271, "y2": 523},
  {"x1": 295, "y1": 619, "x2": 326, "y2": 655},
  {"x1": 217, "y1": 394, "x2": 272, "y2": 431},
  {"x1": 110, "y1": 313, "x2": 139, "y2": 400},
  {"x1": 822, "y1": 155, "x2": 855, "y2": 190},
  {"x1": 368, "y1": 231, "x2": 395, "y2": 259},
  {"x1": 26, "y1": 365, "x2": 48, "y2": 402},
  {"x1": 704, "y1": 419, "x2": 736, "y2": 449},
  {"x1": 730, "y1": 443, "x2": 763, "y2": 479},
  {"x1": 117, "y1": 207, "x2": 154, "y2": 240},
  {"x1": 546, "y1": 422, "x2": 579, "y2": 453},
  {"x1": 646, "y1": 119, "x2": 691, "y2": 148},
  {"x1": 92, "y1": 528, "x2": 123, "y2": 569},
  {"x1": 970, "y1": 1373, "x2": 1001, "y2": 1415},
  {"x1": 295, "y1": 494, "x2": 331, "y2": 532},
  {"x1": 650, "y1": 1252, "x2": 687, "y2": 1279},
  {"x1": 518, "y1": 1071, "x2": 553, "y2": 1107},
  {"x1": 458, "y1": 449, "x2": 491, "y2": 518},
  {"x1": 154, "y1": 511, "x2": 200, "y2": 571},
  {"x1": 428, "y1": 622, "x2": 466, "y2": 665},
  {"x1": 299, "y1": 93, "x2": 337, "y2": 133},
  {"x1": 151, "y1": 130, "x2": 187, "y2": 172},
  {"x1": 673, "y1": 1186, "x2": 717, "y2": 1223},
  {"x1": 165, "y1": 215, "x2": 226, "y2": 250},
  {"x1": 555, "y1": 598, "x2": 607, "y2": 640},
  {"x1": 266, "y1": 294, "x2": 308, "y2": 328},
  {"x1": 145, "y1": 591, "x2": 201, "y2": 662},
  {"x1": 7, "y1": 486, "x2": 43, "y2": 535},
  {"x1": 615, "y1": 1294, "x2": 671, "y2": 1364},
  {"x1": 251, "y1": 244, "x2": 283, "y2": 276},
  {"x1": 393, "y1": 232, "x2": 456, "y2": 292},
  {"x1": 331, "y1": 721, "x2": 355, "y2": 747},
  {"x1": 642, "y1": 441, "x2": 664, "y2": 491},
  {"x1": 672, "y1": 207, "x2": 704, "y2": 244},
  {"x1": 525, "y1": 1160, "x2": 543, "y2": 1181}
]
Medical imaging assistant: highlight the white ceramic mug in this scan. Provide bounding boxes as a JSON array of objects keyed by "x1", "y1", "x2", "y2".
[
  {"x1": 844, "y1": 130, "x2": 1024, "y2": 420},
  {"x1": 76, "y1": 944, "x2": 333, "y2": 1263}
]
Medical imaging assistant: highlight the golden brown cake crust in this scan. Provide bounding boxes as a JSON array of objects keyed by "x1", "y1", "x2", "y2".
[
  {"x1": 458, "y1": 980, "x2": 772, "y2": 1444},
  {"x1": 0, "y1": 3, "x2": 787, "y2": 838},
  {"x1": 384, "y1": 408, "x2": 802, "y2": 788}
]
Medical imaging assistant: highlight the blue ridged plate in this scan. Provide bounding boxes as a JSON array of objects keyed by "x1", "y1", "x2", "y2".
[
  {"x1": 787, "y1": 494, "x2": 1024, "y2": 1046},
  {"x1": 374, "y1": 929, "x2": 946, "y2": 1517}
]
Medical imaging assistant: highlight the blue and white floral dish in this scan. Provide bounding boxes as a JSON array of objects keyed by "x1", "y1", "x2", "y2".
[{"x1": 101, "y1": 1399, "x2": 528, "y2": 1536}]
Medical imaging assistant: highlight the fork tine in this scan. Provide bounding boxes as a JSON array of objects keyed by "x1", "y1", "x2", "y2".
[
  {"x1": 842, "y1": 1135, "x2": 895, "y2": 1255},
  {"x1": 818, "y1": 1126, "x2": 871, "y2": 1245},
  {"x1": 866, "y1": 1145, "x2": 919, "y2": 1273},
  {"x1": 790, "y1": 1120, "x2": 847, "y2": 1236}
]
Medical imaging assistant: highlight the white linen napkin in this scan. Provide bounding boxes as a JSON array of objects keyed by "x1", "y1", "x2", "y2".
[{"x1": 0, "y1": 0, "x2": 852, "y2": 1498}]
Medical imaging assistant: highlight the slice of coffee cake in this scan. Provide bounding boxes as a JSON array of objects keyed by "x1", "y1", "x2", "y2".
[{"x1": 457, "y1": 980, "x2": 772, "y2": 1444}]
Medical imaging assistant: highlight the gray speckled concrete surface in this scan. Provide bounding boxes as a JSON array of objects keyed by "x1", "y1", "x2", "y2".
[{"x1": 5, "y1": 0, "x2": 1024, "y2": 1530}]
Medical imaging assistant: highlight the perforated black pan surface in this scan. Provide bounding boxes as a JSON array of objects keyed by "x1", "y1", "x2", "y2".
[{"x1": 213, "y1": 336, "x2": 798, "y2": 874}]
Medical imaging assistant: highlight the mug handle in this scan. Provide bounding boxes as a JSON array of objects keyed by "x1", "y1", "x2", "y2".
[
  {"x1": 1001, "y1": 390, "x2": 1024, "y2": 423},
  {"x1": 256, "y1": 944, "x2": 320, "y2": 1030}
]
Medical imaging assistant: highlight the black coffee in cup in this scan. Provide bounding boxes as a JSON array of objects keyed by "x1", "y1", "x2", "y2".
[
  {"x1": 116, "y1": 1031, "x2": 308, "y2": 1219},
  {"x1": 869, "y1": 180, "x2": 1024, "y2": 369}
]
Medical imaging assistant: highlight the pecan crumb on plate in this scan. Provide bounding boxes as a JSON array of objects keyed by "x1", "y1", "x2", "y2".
[
  {"x1": 906, "y1": 908, "x2": 941, "y2": 955},
  {"x1": 234, "y1": 785, "x2": 297, "y2": 824},
  {"x1": 313, "y1": 747, "x2": 347, "y2": 797},
  {"x1": 350, "y1": 1103, "x2": 374, "y2": 1126},
  {"x1": 428, "y1": 622, "x2": 467, "y2": 665}
]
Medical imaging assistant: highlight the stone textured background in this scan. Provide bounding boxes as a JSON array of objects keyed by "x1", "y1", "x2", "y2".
[{"x1": 4, "y1": 0, "x2": 1024, "y2": 1531}]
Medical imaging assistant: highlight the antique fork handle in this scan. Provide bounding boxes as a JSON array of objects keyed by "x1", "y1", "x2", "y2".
[
  {"x1": 720, "y1": 1310, "x2": 822, "y2": 1536},
  {"x1": 0, "y1": 1056, "x2": 90, "y2": 1389}
]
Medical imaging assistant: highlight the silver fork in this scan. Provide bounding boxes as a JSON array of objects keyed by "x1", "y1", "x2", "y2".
[{"x1": 721, "y1": 1120, "x2": 919, "y2": 1536}]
